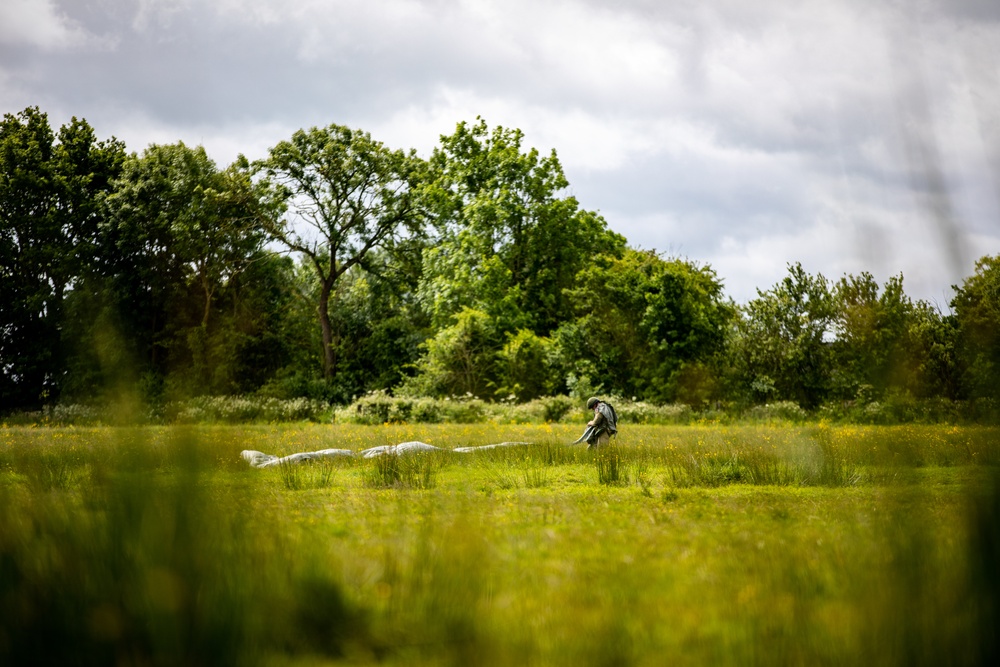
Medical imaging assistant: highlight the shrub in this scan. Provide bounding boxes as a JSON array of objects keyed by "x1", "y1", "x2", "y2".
[
  {"x1": 745, "y1": 401, "x2": 808, "y2": 423},
  {"x1": 336, "y1": 391, "x2": 490, "y2": 425},
  {"x1": 495, "y1": 329, "x2": 558, "y2": 401},
  {"x1": 615, "y1": 401, "x2": 693, "y2": 424},
  {"x1": 337, "y1": 394, "x2": 700, "y2": 425},
  {"x1": 167, "y1": 396, "x2": 330, "y2": 424}
]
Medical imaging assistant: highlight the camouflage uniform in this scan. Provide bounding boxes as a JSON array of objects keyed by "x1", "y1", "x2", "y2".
[{"x1": 573, "y1": 400, "x2": 618, "y2": 449}]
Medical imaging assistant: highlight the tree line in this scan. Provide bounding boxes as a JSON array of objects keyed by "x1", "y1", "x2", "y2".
[{"x1": 3, "y1": 106, "x2": 999, "y2": 416}]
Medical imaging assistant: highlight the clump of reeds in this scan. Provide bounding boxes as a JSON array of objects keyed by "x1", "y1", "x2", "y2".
[
  {"x1": 595, "y1": 444, "x2": 625, "y2": 486},
  {"x1": 364, "y1": 452, "x2": 436, "y2": 489}
]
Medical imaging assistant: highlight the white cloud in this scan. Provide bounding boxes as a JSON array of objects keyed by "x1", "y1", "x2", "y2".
[{"x1": 0, "y1": 0, "x2": 89, "y2": 49}]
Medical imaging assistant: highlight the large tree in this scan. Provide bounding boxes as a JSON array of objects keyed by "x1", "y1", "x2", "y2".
[
  {"x1": 257, "y1": 125, "x2": 425, "y2": 382},
  {"x1": 828, "y1": 272, "x2": 952, "y2": 401},
  {"x1": 96, "y1": 143, "x2": 277, "y2": 396},
  {"x1": 731, "y1": 263, "x2": 835, "y2": 409},
  {"x1": 830, "y1": 272, "x2": 912, "y2": 399},
  {"x1": 418, "y1": 118, "x2": 625, "y2": 335},
  {"x1": 0, "y1": 107, "x2": 124, "y2": 409},
  {"x1": 951, "y1": 254, "x2": 1000, "y2": 403},
  {"x1": 559, "y1": 249, "x2": 734, "y2": 404}
]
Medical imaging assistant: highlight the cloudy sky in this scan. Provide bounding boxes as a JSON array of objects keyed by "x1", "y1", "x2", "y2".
[{"x1": 3, "y1": 0, "x2": 998, "y2": 306}]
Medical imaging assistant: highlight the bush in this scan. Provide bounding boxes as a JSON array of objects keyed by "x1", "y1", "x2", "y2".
[
  {"x1": 167, "y1": 396, "x2": 331, "y2": 423},
  {"x1": 0, "y1": 435, "x2": 371, "y2": 666},
  {"x1": 6, "y1": 394, "x2": 988, "y2": 427},
  {"x1": 818, "y1": 395, "x2": 966, "y2": 425},
  {"x1": 745, "y1": 401, "x2": 808, "y2": 423},
  {"x1": 1, "y1": 404, "x2": 114, "y2": 426},
  {"x1": 335, "y1": 394, "x2": 698, "y2": 425},
  {"x1": 337, "y1": 391, "x2": 490, "y2": 425},
  {"x1": 488, "y1": 395, "x2": 578, "y2": 424},
  {"x1": 615, "y1": 401, "x2": 693, "y2": 425}
]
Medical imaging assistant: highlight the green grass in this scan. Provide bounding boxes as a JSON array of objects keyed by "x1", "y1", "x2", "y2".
[{"x1": 1, "y1": 424, "x2": 998, "y2": 665}]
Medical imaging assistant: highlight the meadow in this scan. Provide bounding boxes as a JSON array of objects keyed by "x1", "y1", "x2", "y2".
[{"x1": 1, "y1": 423, "x2": 997, "y2": 666}]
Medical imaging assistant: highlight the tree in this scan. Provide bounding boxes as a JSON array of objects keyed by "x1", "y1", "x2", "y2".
[
  {"x1": 0, "y1": 107, "x2": 124, "y2": 409},
  {"x1": 827, "y1": 272, "x2": 957, "y2": 402},
  {"x1": 257, "y1": 125, "x2": 425, "y2": 382},
  {"x1": 96, "y1": 143, "x2": 277, "y2": 396},
  {"x1": 560, "y1": 249, "x2": 734, "y2": 404},
  {"x1": 951, "y1": 255, "x2": 1000, "y2": 402},
  {"x1": 399, "y1": 308, "x2": 498, "y2": 398},
  {"x1": 904, "y1": 300, "x2": 959, "y2": 400},
  {"x1": 731, "y1": 263, "x2": 834, "y2": 409},
  {"x1": 418, "y1": 118, "x2": 625, "y2": 335},
  {"x1": 830, "y1": 273, "x2": 915, "y2": 399},
  {"x1": 495, "y1": 329, "x2": 558, "y2": 401},
  {"x1": 312, "y1": 249, "x2": 431, "y2": 401}
]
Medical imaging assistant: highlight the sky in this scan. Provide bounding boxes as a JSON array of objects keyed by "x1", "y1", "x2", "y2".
[{"x1": 2, "y1": 0, "x2": 998, "y2": 307}]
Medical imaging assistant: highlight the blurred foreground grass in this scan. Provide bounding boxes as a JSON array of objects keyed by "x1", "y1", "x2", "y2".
[{"x1": 1, "y1": 424, "x2": 997, "y2": 665}]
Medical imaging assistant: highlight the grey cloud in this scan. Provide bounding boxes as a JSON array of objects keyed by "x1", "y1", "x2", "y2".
[{"x1": 2, "y1": 0, "x2": 996, "y2": 304}]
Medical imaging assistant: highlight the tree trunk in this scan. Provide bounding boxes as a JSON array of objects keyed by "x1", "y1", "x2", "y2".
[
  {"x1": 318, "y1": 282, "x2": 335, "y2": 380},
  {"x1": 200, "y1": 269, "x2": 213, "y2": 328}
]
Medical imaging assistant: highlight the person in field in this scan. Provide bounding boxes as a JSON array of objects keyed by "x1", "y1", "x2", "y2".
[{"x1": 573, "y1": 396, "x2": 618, "y2": 449}]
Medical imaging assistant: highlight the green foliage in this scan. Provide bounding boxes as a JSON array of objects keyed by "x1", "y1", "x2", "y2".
[
  {"x1": 318, "y1": 256, "x2": 430, "y2": 402},
  {"x1": 0, "y1": 434, "x2": 382, "y2": 665},
  {"x1": 2, "y1": 396, "x2": 331, "y2": 426},
  {"x1": 952, "y1": 255, "x2": 1000, "y2": 407},
  {"x1": 1, "y1": 443, "x2": 258, "y2": 665},
  {"x1": 905, "y1": 301, "x2": 961, "y2": 400},
  {"x1": 3, "y1": 106, "x2": 996, "y2": 422},
  {"x1": 830, "y1": 273, "x2": 911, "y2": 397},
  {"x1": 256, "y1": 124, "x2": 426, "y2": 383},
  {"x1": 495, "y1": 328, "x2": 558, "y2": 400},
  {"x1": 417, "y1": 117, "x2": 625, "y2": 335},
  {"x1": 594, "y1": 443, "x2": 625, "y2": 485},
  {"x1": 364, "y1": 451, "x2": 437, "y2": 489},
  {"x1": 168, "y1": 395, "x2": 330, "y2": 423},
  {"x1": 337, "y1": 390, "x2": 488, "y2": 425},
  {"x1": 400, "y1": 307, "x2": 499, "y2": 398},
  {"x1": 561, "y1": 249, "x2": 735, "y2": 404},
  {"x1": 86, "y1": 142, "x2": 285, "y2": 402},
  {"x1": 278, "y1": 456, "x2": 337, "y2": 490},
  {"x1": 1, "y1": 107, "x2": 125, "y2": 408},
  {"x1": 732, "y1": 263, "x2": 835, "y2": 409},
  {"x1": 745, "y1": 401, "x2": 809, "y2": 423},
  {"x1": 828, "y1": 272, "x2": 956, "y2": 405},
  {"x1": 334, "y1": 393, "x2": 699, "y2": 425}
]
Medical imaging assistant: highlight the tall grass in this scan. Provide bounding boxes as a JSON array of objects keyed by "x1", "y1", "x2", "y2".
[
  {"x1": 1, "y1": 424, "x2": 998, "y2": 665},
  {"x1": 2, "y1": 435, "x2": 259, "y2": 665},
  {"x1": 278, "y1": 456, "x2": 338, "y2": 490},
  {"x1": 364, "y1": 452, "x2": 437, "y2": 489},
  {"x1": 595, "y1": 444, "x2": 625, "y2": 485}
]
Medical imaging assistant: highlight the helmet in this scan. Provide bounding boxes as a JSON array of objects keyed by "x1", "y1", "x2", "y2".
[{"x1": 586, "y1": 397, "x2": 599, "y2": 410}]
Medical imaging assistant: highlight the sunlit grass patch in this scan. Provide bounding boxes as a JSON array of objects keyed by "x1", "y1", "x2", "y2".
[{"x1": 1, "y1": 424, "x2": 999, "y2": 666}]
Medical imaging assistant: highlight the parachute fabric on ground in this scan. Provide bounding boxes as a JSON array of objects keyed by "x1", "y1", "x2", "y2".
[
  {"x1": 360, "y1": 441, "x2": 442, "y2": 458},
  {"x1": 241, "y1": 449, "x2": 355, "y2": 468},
  {"x1": 241, "y1": 441, "x2": 545, "y2": 467},
  {"x1": 452, "y1": 441, "x2": 531, "y2": 452}
]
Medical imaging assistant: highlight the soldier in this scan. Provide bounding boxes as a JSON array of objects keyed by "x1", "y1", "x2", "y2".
[{"x1": 573, "y1": 396, "x2": 618, "y2": 449}]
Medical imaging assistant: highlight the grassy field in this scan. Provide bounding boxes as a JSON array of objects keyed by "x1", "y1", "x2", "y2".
[{"x1": 1, "y1": 423, "x2": 998, "y2": 666}]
